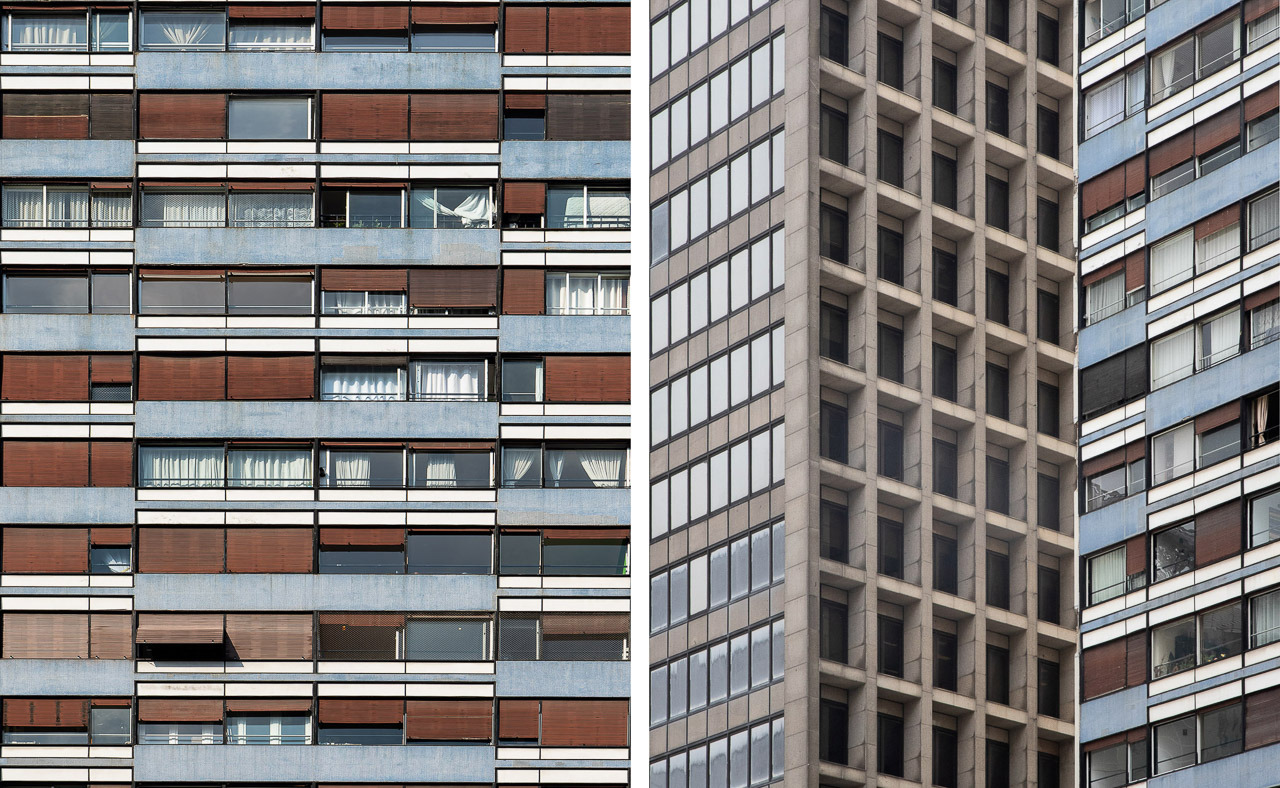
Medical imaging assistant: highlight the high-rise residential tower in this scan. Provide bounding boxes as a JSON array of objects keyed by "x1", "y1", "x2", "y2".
[
  {"x1": 649, "y1": 0, "x2": 1077, "y2": 784},
  {"x1": 1075, "y1": 0, "x2": 1279, "y2": 782},
  {"x1": 0, "y1": 4, "x2": 633, "y2": 788}
]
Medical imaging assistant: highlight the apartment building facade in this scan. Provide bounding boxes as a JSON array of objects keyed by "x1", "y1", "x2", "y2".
[
  {"x1": 649, "y1": 0, "x2": 1077, "y2": 784},
  {"x1": 1075, "y1": 0, "x2": 1280, "y2": 782},
  {"x1": 0, "y1": 4, "x2": 633, "y2": 788}
]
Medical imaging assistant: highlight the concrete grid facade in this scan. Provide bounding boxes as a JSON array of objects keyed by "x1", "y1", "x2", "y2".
[
  {"x1": 649, "y1": 0, "x2": 1077, "y2": 784},
  {"x1": 0, "y1": 4, "x2": 633, "y2": 788}
]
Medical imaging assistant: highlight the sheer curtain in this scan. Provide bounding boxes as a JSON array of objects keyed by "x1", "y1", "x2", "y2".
[
  {"x1": 411, "y1": 361, "x2": 481, "y2": 400},
  {"x1": 1151, "y1": 327, "x2": 1194, "y2": 387},
  {"x1": 2, "y1": 187, "x2": 43, "y2": 227},
  {"x1": 580, "y1": 449, "x2": 625, "y2": 487},
  {"x1": 228, "y1": 450, "x2": 310, "y2": 487},
  {"x1": 545, "y1": 451, "x2": 566, "y2": 487},
  {"x1": 1089, "y1": 549, "x2": 1126, "y2": 604},
  {"x1": 11, "y1": 16, "x2": 87, "y2": 49},
  {"x1": 227, "y1": 22, "x2": 313, "y2": 49},
  {"x1": 328, "y1": 452, "x2": 371, "y2": 486},
  {"x1": 321, "y1": 366, "x2": 403, "y2": 400},
  {"x1": 141, "y1": 192, "x2": 225, "y2": 227},
  {"x1": 1086, "y1": 272, "x2": 1125, "y2": 323},
  {"x1": 1085, "y1": 78, "x2": 1124, "y2": 137},
  {"x1": 46, "y1": 189, "x2": 90, "y2": 228},
  {"x1": 546, "y1": 274, "x2": 596, "y2": 314},
  {"x1": 601, "y1": 276, "x2": 628, "y2": 314},
  {"x1": 1198, "y1": 309, "x2": 1241, "y2": 369},
  {"x1": 411, "y1": 188, "x2": 492, "y2": 228},
  {"x1": 1250, "y1": 190, "x2": 1280, "y2": 249},
  {"x1": 139, "y1": 446, "x2": 224, "y2": 487},
  {"x1": 1252, "y1": 591, "x2": 1280, "y2": 647},
  {"x1": 501, "y1": 447, "x2": 540, "y2": 486},
  {"x1": 1253, "y1": 302, "x2": 1280, "y2": 348},
  {"x1": 92, "y1": 192, "x2": 132, "y2": 227},
  {"x1": 143, "y1": 13, "x2": 223, "y2": 48},
  {"x1": 1150, "y1": 230, "x2": 1193, "y2": 292},
  {"x1": 1195, "y1": 224, "x2": 1240, "y2": 273},
  {"x1": 417, "y1": 454, "x2": 457, "y2": 487},
  {"x1": 1152, "y1": 425, "x2": 1194, "y2": 485}
]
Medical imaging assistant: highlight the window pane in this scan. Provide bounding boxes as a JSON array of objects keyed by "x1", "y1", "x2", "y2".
[{"x1": 228, "y1": 97, "x2": 311, "y2": 139}]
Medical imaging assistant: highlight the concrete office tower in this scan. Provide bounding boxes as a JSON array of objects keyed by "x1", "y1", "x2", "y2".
[
  {"x1": 1075, "y1": 0, "x2": 1280, "y2": 781},
  {"x1": 649, "y1": 0, "x2": 1077, "y2": 783},
  {"x1": 0, "y1": 5, "x2": 633, "y2": 788}
]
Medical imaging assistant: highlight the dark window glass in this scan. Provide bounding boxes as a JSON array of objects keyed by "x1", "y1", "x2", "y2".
[
  {"x1": 934, "y1": 631, "x2": 959, "y2": 691},
  {"x1": 411, "y1": 451, "x2": 491, "y2": 488},
  {"x1": 139, "y1": 276, "x2": 225, "y2": 315},
  {"x1": 987, "y1": 457, "x2": 1011, "y2": 514},
  {"x1": 406, "y1": 532, "x2": 491, "y2": 574},
  {"x1": 878, "y1": 615, "x2": 904, "y2": 677},
  {"x1": 317, "y1": 725, "x2": 403, "y2": 744},
  {"x1": 1080, "y1": 345, "x2": 1148, "y2": 418},
  {"x1": 986, "y1": 645, "x2": 1010, "y2": 703},
  {"x1": 504, "y1": 109, "x2": 545, "y2": 140},
  {"x1": 498, "y1": 532, "x2": 541, "y2": 574},
  {"x1": 820, "y1": 302, "x2": 849, "y2": 363},
  {"x1": 878, "y1": 323, "x2": 905, "y2": 382},
  {"x1": 987, "y1": 739, "x2": 1011, "y2": 788},
  {"x1": 1038, "y1": 752, "x2": 1061, "y2": 788},
  {"x1": 877, "y1": 33, "x2": 904, "y2": 89},
  {"x1": 933, "y1": 153, "x2": 958, "y2": 209},
  {"x1": 820, "y1": 105, "x2": 849, "y2": 165},
  {"x1": 934, "y1": 438, "x2": 958, "y2": 497},
  {"x1": 986, "y1": 550, "x2": 1010, "y2": 609},
  {"x1": 878, "y1": 227, "x2": 905, "y2": 284},
  {"x1": 1037, "y1": 659, "x2": 1060, "y2": 718},
  {"x1": 1200, "y1": 703, "x2": 1244, "y2": 763},
  {"x1": 878, "y1": 517, "x2": 904, "y2": 578},
  {"x1": 91, "y1": 272, "x2": 131, "y2": 313},
  {"x1": 1152, "y1": 522, "x2": 1194, "y2": 582},
  {"x1": 933, "y1": 534, "x2": 959, "y2": 594},
  {"x1": 986, "y1": 0, "x2": 1009, "y2": 41},
  {"x1": 986, "y1": 82, "x2": 1009, "y2": 136},
  {"x1": 821, "y1": 500, "x2": 849, "y2": 562},
  {"x1": 820, "y1": 204, "x2": 849, "y2": 263},
  {"x1": 933, "y1": 58, "x2": 958, "y2": 113},
  {"x1": 818, "y1": 698, "x2": 848, "y2": 763},
  {"x1": 323, "y1": 30, "x2": 408, "y2": 51},
  {"x1": 89, "y1": 381, "x2": 131, "y2": 401},
  {"x1": 227, "y1": 275, "x2": 312, "y2": 315},
  {"x1": 1037, "y1": 13, "x2": 1059, "y2": 65},
  {"x1": 319, "y1": 548, "x2": 404, "y2": 574},
  {"x1": 227, "y1": 96, "x2": 311, "y2": 140},
  {"x1": 820, "y1": 599, "x2": 849, "y2": 662},
  {"x1": 934, "y1": 344, "x2": 958, "y2": 401},
  {"x1": 933, "y1": 248, "x2": 958, "y2": 304},
  {"x1": 986, "y1": 175, "x2": 1010, "y2": 231},
  {"x1": 1037, "y1": 472, "x2": 1060, "y2": 531},
  {"x1": 820, "y1": 8, "x2": 848, "y2": 65},
  {"x1": 501, "y1": 359, "x2": 543, "y2": 402},
  {"x1": 3, "y1": 273, "x2": 89, "y2": 314},
  {"x1": 877, "y1": 713, "x2": 905, "y2": 776},
  {"x1": 1037, "y1": 381, "x2": 1060, "y2": 437},
  {"x1": 1037, "y1": 199, "x2": 1061, "y2": 252},
  {"x1": 821, "y1": 401, "x2": 849, "y2": 463},
  {"x1": 1037, "y1": 105, "x2": 1060, "y2": 159},
  {"x1": 321, "y1": 189, "x2": 402, "y2": 228},
  {"x1": 878, "y1": 420, "x2": 904, "y2": 480},
  {"x1": 986, "y1": 362, "x2": 1009, "y2": 420},
  {"x1": 986, "y1": 269, "x2": 1009, "y2": 324},
  {"x1": 412, "y1": 26, "x2": 496, "y2": 51},
  {"x1": 877, "y1": 129, "x2": 905, "y2": 187},
  {"x1": 934, "y1": 0, "x2": 957, "y2": 16},
  {"x1": 934, "y1": 727, "x2": 960, "y2": 788},
  {"x1": 1037, "y1": 565, "x2": 1060, "y2": 624},
  {"x1": 496, "y1": 615, "x2": 538, "y2": 659}
]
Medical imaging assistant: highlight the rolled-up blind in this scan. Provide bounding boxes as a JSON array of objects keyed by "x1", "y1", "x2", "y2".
[
  {"x1": 3, "y1": 698, "x2": 89, "y2": 727},
  {"x1": 321, "y1": 94, "x2": 408, "y2": 141},
  {"x1": 135, "y1": 612, "x2": 225, "y2": 644},
  {"x1": 2, "y1": 354, "x2": 89, "y2": 401},
  {"x1": 137, "y1": 699, "x2": 224, "y2": 722},
  {"x1": 541, "y1": 612, "x2": 628, "y2": 635},
  {"x1": 321, "y1": 268, "x2": 408, "y2": 292},
  {"x1": 1080, "y1": 447, "x2": 1125, "y2": 478},
  {"x1": 409, "y1": 268, "x2": 497, "y2": 309},
  {"x1": 3, "y1": 440, "x2": 89, "y2": 487},
  {"x1": 317, "y1": 698, "x2": 403, "y2": 724},
  {"x1": 225, "y1": 698, "x2": 314, "y2": 713},
  {"x1": 505, "y1": 93, "x2": 546, "y2": 110},
  {"x1": 226, "y1": 527, "x2": 313, "y2": 573},
  {"x1": 229, "y1": 3, "x2": 316, "y2": 17},
  {"x1": 501, "y1": 268, "x2": 545, "y2": 315},
  {"x1": 226, "y1": 355, "x2": 314, "y2": 400},
  {"x1": 406, "y1": 699, "x2": 493, "y2": 741},
  {"x1": 497, "y1": 699, "x2": 540, "y2": 740},
  {"x1": 2, "y1": 92, "x2": 89, "y2": 139},
  {"x1": 543, "y1": 527, "x2": 629, "y2": 540},
  {"x1": 321, "y1": 4, "x2": 408, "y2": 29},
  {"x1": 1080, "y1": 165, "x2": 1124, "y2": 219},
  {"x1": 1195, "y1": 205, "x2": 1239, "y2": 239},
  {"x1": 547, "y1": 93, "x2": 629, "y2": 140},
  {"x1": 2, "y1": 612, "x2": 88, "y2": 658},
  {"x1": 1196, "y1": 401, "x2": 1240, "y2": 433},
  {"x1": 1245, "y1": 284, "x2": 1280, "y2": 310},
  {"x1": 89, "y1": 440, "x2": 132, "y2": 488},
  {"x1": 1196, "y1": 502, "x2": 1242, "y2": 567},
  {"x1": 138, "y1": 354, "x2": 227, "y2": 400},
  {"x1": 503, "y1": 182, "x2": 545, "y2": 214},
  {"x1": 1195, "y1": 108, "x2": 1240, "y2": 155},
  {"x1": 1149, "y1": 130, "x2": 1193, "y2": 176},
  {"x1": 90, "y1": 614, "x2": 133, "y2": 659},
  {"x1": 1081, "y1": 638, "x2": 1126, "y2": 699},
  {"x1": 225, "y1": 613, "x2": 314, "y2": 660},
  {"x1": 319, "y1": 527, "x2": 405, "y2": 546},
  {"x1": 91, "y1": 526, "x2": 132, "y2": 545},
  {"x1": 138, "y1": 527, "x2": 225, "y2": 573},
  {"x1": 547, "y1": 5, "x2": 629, "y2": 52},
  {"x1": 1245, "y1": 83, "x2": 1280, "y2": 120},
  {"x1": 411, "y1": 4, "x2": 497, "y2": 23},
  {"x1": 409, "y1": 93, "x2": 499, "y2": 141},
  {"x1": 503, "y1": 5, "x2": 546, "y2": 52},
  {"x1": 2, "y1": 526, "x2": 88, "y2": 573},
  {"x1": 138, "y1": 93, "x2": 227, "y2": 140},
  {"x1": 89, "y1": 93, "x2": 133, "y2": 140},
  {"x1": 540, "y1": 699, "x2": 628, "y2": 746},
  {"x1": 544, "y1": 355, "x2": 630, "y2": 402},
  {"x1": 317, "y1": 613, "x2": 405, "y2": 626},
  {"x1": 90, "y1": 354, "x2": 133, "y2": 384}
]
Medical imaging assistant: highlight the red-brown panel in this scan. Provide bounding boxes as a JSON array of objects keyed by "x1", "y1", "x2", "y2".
[
  {"x1": 138, "y1": 354, "x2": 227, "y2": 400},
  {"x1": 226, "y1": 527, "x2": 314, "y2": 573},
  {"x1": 409, "y1": 93, "x2": 499, "y2": 141},
  {"x1": 321, "y1": 94, "x2": 409, "y2": 141},
  {"x1": 547, "y1": 5, "x2": 629, "y2": 53},
  {"x1": 3, "y1": 441, "x2": 89, "y2": 486},
  {"x1": 138, "y1": 93, "x2": 227, "y2": 140},
  {"x1": 501, "y1": 268, "x2": 545, "y2": 315},
  {"x1": 90, "y1": 441, "x2": 133, "y2": 488},
  {"x1": 540, "y1": 700, "x2": 628, "y2": 746},
  {"x1": 138, "y1": 527, "x2": 226, "y2": 573},
  {"x1": 226, "y1": 355, "x2": 314, "y2": 400},
  {"x1": 2, "y1": 527, "x2": 88, "y2": 573},
  {"x1": 2, "y1": 354, "x2": 89, "y2": 401},
  {"x1": 503, "y1": 5, "x2": 546, "y2": 52}
]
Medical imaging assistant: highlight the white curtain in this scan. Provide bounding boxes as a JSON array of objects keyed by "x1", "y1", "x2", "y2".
[
  {"x1": 1253, "y1": 591, "x2": 1280, "y2": 647},
  {"x1": 502, "y1": 447, "x2": 540, "y2": 486},
  {"x1": 601, "y1": 276, "x2": 629, "y2": 314},
  {"x1": 1198, "y1": 309, "x2": 1241, "y2": 369},
  {"x1": 1085, "y1": 272, "x2": 1125, "y2": 323},
  {"x1": 1150, "y1": 43, "x2": 1191, "y2": 100},
  {"x1": 1084, "y1": 77, "x2": 1124, "y2": 137},
  {"x1": 411, "y1": 361, "x2": 481, "y2": 400},
  {"x1": 321, "y1": 366, "x2": 403, "y2": 400},
  {"x1": 92, "y1": 193, "x2": 132, "y2": 227},
  {"x1": 142, "y1": 192, "x2": 225, "y2": 227},
  {"x1": 546, "y1": 273, "x2": 597, "y2": 314},
  {"x1": 46, "y1": 189, "x2": 90, "y2": 227},
  {"x1": 1195, "y1": 224, "x2": 1241, "y2": 273},
  {"x1": 227, "y1": 22, "x2": 313, "y2": 49},
  {"x1": 1089, "y1": 548, "x2": 1126, "y2": 604},
  {"x1": 2, "y1": 187, "x2": 43, "y2": 227},
  {"x1": 1250, "y1": 190, "x2": 1280, "y2": 249},
  {"x1": 1150, "y1": 229, "x2": 1194, "y2": 292},
  {"x1": 140, "y1": 446, "x2": 224, "y2": 487},
  {"x1": 11, "y1": 16, "x2": 86, "y2": 49},
  {"x1": 1257, "y1": 393, "x2": 1273, "y2": 444},
  {"x1": 328, "y1": 452, "x2": 372, "y2": 486},
  {"x1": 322, "y1": 292, "x2": 405, "y2": 316},
  {"x1": 418, "y1": 454, "x2": 457, "y2": 487},
  {"x1": 579, "y1": 449, "x2": 625, "y2": 487},
  {"x1": 230, "y1": 193, "x2": 313, "y2": 228},
  {"x1": 144, "y1": 13, "x2": 223, "y2": 48},
  {"x1": 546, "y1": 451, "x2": 566, "y2": 486},
  {"x1": 1152, "y1": 327, "x2": 1194, "y2": 388},
  {"x1": 1152, "y1": 425, "x2": 1194, "y2": 485},
  {"x1": 412, "y1": 188, "x2": 492, "y2": 228},
  {"x1": 228, "y1": 449, "x2": 310, "y2": 488}
]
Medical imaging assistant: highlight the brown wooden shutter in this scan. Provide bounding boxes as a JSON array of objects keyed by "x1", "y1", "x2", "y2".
[
  {"x1": 2, "y1": 93, "x2": 89, "y2": 139},
  {"x1": 317, "y1": 612, "x2": 406, "y2": 626},
  {"x1": 3, "y1": 698, "x2": 89, "y2": 728},
  {"x1": 540, "y1": 699, "x2": 628, "y2": 746},
  {"x1": 2, "y1": 526, "x2": 88, "y2": 573},
  {"x1": 89, "y1": 93, "x2": 133, "y2": 140},
  {"x1": 3, "y1": 441, "x2": 89, "y2": 486},
  {"x1": 135, "y1": 613, "x2": 225, "y2": 644},
  {"x1": 321, "y1": 94, "x2": 409, "y2": 141},
  {"x1": 502, "y1": 268, "x2": 545, "y2": 315},
  {"x1": 89, "y1": 613, "x2": 132, "y2": 659},
  {"x1": 1245, "y1": 83, "x2": 1280, "y2": 120},
  {"x1": 138, "y1": 527, "x2": 226, "y2": 573},
  {"x1": 138, "y1": 93, "x2": 227, "y2": 140},
  {"x1": 1195, "y1": 108, "x2": 1241, "y2": 155},
  {"x1": 2, "y1": 354, "x2": 89, "y2": 401},
  {"x1": 541, "y1": 612, "x2": 628, "y2": 635},
  {"x1": 1124, "y1": 250, "x2": 1145, "y2": 290},
  {"x1": 1246, "y1": 686, "x2": 1280, "y2": 748},
  {"x1": 543, "y1": 526, "x2": 629, "y2": 540},
  {"x1": 504, "y1": 181, "x2": 545, "y2": 214},
  {"x1": 1196, "y1": 502, "x2": 1242, "y2": 567},
  {"x1": 224, "y1": 698, "x2": 314, "y2": 713},
  {"x1": 406, "y1": 699, "x2": 493, "y2": 741},
  {"x1": 410, "y1": 93, "x2": 499, "y2": 141},
  {"x1": 1081, "y1": 639, "x2": 1126, "y2": 699},
  {"x1": 229, "y1": 3, "x2": 317, "y2": 18},
  {"x1": 90, "y1": 355, "x2": 133, "y2": 384},
  {"x1": 317, "y1": 698, "x2": 404, "y2": 724},
  {"x1": 1245, "y1": 284, "x2": 1280, "y2": 310},
  {"x1": 408, "y1": 268, "x2": 498, "y2": 309},
  {"x1": 546, "y1": 93, "x2": 630, "y2": 140},
  {"x1": 503, "y1": 5, "x2": 546, "y2": 52},
  {"x1": 137, "y1": 698, "x2": 225, "y2": 722},
  {"x1": 506, "y1": 92, "x2": 546, "y2": 110},
  {"x1": 1124, "y1": 534, "x2": 1145, "y2": 577},
  {"x1": 1081, "y1": 448, "x2": 1125, "y2": 478},
  {"x1": 1124, "y1": 632, "x2": 1146, "y2": 687},
  {"x1": 547, "y1": 5, "x2": 629, "y2": 53},
  {"x1": 1080, "y1": 165, "x2": 1125, "y2": 219},
  {"x1": 1149, "y1": 130, "x2": 1194, "y2": 176},
  {"x1": 1196, "y1": 401, "x2": 1240, "y2": 433},
  {"x1": 138, "y1": 354, "x2": 227, "y2": 400},
  {"x1": 226, "y1": 527, "x2": 314, "y2": 573},
  {"x1": 225, "y1": 613, "x2": 314, "y2": 660},
  {"x1": 90, "y1": 441, "x2": 133, "y2": 488},
  {"x1": 321, "y1": 4, "x2": 408, "y2": 29},
  {"x1": 1081, "y1": 260, "x2": 1122, "y2": 287},
  {"x1": 226, "y1": 355, "x2": 314, "y2": 400},
  {"x1": 319, "y1": 527, "x2": 405, "y2": 546},
  {"x1": 91, "y1": 526, "x2": 132, "y2": 545},
  {"x1": 1195, "y1": 205, "x2": 1239, "y2": 240},
  {"x1": 2, "y1": 612, "x2": 88, "y2": 658},
  {"x1": 1124, "y1": 157, "x2": 1146, "y2": 198},
  {"x1": 498, "y1": 699, "x2": 540, "y2": 740},
  {"x1": 412, "y1": 4, "x2": 498, "y2": 23},
  {"x1": 544, "y1": 356, "x2": 629, "y2": 402},
  {"x1": 321, "y1": 268, "x2": 409, "y2": 292}
]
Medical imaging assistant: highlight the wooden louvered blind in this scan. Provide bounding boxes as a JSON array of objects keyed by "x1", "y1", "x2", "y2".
[
  {"x1": 1196, "y1": 503, "x2": 1241, "y2": 567},
  {"x1": 1245, "y1": 83, "x2": 1280, "y2": 119},
  {"x1": 135, "y1": 613, "x2": 225, "y2": 644},
  {"x1": 224, "y1": 613, "x2": 314, "y2": 660},
  {"x1": 1125, "y1": 535, "x2": 1145, "y2": 576},
  {"x1": 504, "y1": 182, "x2": 546, "y2": 214},
  {"x1": 2, "y1": 526, "x2": 88, "y2": 573},
  {"x1": 91, "y1": 526, "x2": 132, "y2": 545},
  {"x1": 1196, "y1": 205, "x2": 1240, "y2": 239},
  {"x1": 3, "y1": 698, "x2": 89, "y2": 727},
  {"x1": 1081, "y1": 638, "x2": 1126, "y2": 699},
  {"x1": 229, "y1": 3, "x2": 317, "y2": 18},
  {"x1": 226, "y1": 527, "x2": 313, "y2": 573},
  {"x1": 2, "y1": 612, "x2": 88, "y2": 658},
  {"x1": 2, "y1": 93, "x2": 89, "y2": 139},
  {"x1": 89, "y1": 93, "x2": 134, "y2": 140},
  {"x1": 497, "y1": 699, "x2": 540, "y2": 740},
  {"x1": 317, "y1": 698, "x2": 404, "y2": 724},
  {"x1": 543, "y1": 526, "x2": 629, "y2": 540},
  {"x1": 547, "y1": 5, "x2": 629, "y2": 52},
  {"x1": 1195, "y1": 108, "x2": 1240, "y2": 155},
  {"x1": 138, "y1": 354, "x2": 227, "y2": 400},
  {"x1": 322, "y1": 94, "x2": 409, "y2": 141},
  {"x1": 501, "y1": 268, "x2": 545, "y2": 315},
  {"x1": 2, "y1": 354, "x2": 89, "y2": 401},
  {"x1": 137, "y1": 698, "x2": 225, "y2": 722},
  {"x1": 90, "y1": 441, "x2": 133, "y2": 488},
  {"x1": 1246, "y1": 284, "x2": 1280, "y2": 310},
  {"x1": 406, "y1": 699, "x2": 493, "y2": 741},
  {"x1": 139, "y1": 527, "x2": 225, "y2": 573},
  {"x1": 1246, "y1": 686, "x2": 1280, "y2": 749},
  {"x1": 409, "y1": 93, "x2": 499, "y2": 141},
  {"x1": 412, "y1": 4, "x2": 498, "y2": 23},
  {"x1": 547, "y1": 93, "x2": 629, "y2": 140},
  {"x1": 321, "y1": 268, "x2": 408, "y2": 292},
  {"x1": 319, "y1": 527, "x2": 405, "y2": 546},
  {"x1": 225, "y1": 698, "x2": 314, "y2": 713},
  {"x1": 3, "y1": 441, "x2": 89, "y2": 487},
  {"x1": 544, "y1": 355, "x2": 629, "y2": 402},
  {"x1": 322, "y1": 4, "x2": 408, "y2": 29},
  {"x1": 1196, "y1": 401, "x2": 1240, "y2": 433},
  {"x1": 1080, "y1": 165, "x2": 1124, "y2": 219},
  {"x1": 540, "y1": 700, "x2": 628, "y2": 746},
  {"x1": 409, "y1": 268, "x2": 497, "y2": 308},
  {"x1": 503, "y1": 5, "x2": 546, "y2": 52},
  {"x1": 90, "y1": 613, "x2": 133, "y2": 659},
  {"x1": 226, "y1": 355, "x2": 314, "y2": 400},
  {"x1": 138, "y1": 93, "x2": 227, "y2": 140},
  {"x1": 1149, "y1": 130, "x2": 1194, "y2": 175},
  {"x1": 1124, "y1": 632, "x2": 1146, "y2": 687},
  {"x1": 90, "y1": 354, "x2": 133, "y2": 384},
  {"x1": 541, "y1": 612, "x2": 628, "y2": 635}
]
